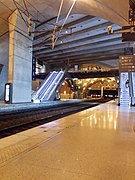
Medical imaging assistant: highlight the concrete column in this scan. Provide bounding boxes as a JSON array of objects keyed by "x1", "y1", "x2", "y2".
[
  {"x1": 0, "y1": 32, "x2": 9, "y2": 100},
  {"x1": 130, "y1": 72, "x2": 135, "y2": 106},
  {"x1": 128, "y1": 44, "x2": 135, "y2": 105},
  {"x1": 8, "y1": 10, "x2": 34, "y2": 103}
]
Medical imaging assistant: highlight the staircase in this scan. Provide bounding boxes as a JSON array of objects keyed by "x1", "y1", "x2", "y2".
[{"x1": 119, "y1": 89, "x2": 131, "y2": 105}]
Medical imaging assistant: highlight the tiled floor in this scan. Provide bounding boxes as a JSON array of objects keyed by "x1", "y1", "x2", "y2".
[{"x1": 0, "y1": 101, "x2": 135, "y2": 180}]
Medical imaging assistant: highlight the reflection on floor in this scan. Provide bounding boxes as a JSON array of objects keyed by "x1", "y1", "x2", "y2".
[{"x1": 0, "y1": 101, "x2": 135, "y2": 180}]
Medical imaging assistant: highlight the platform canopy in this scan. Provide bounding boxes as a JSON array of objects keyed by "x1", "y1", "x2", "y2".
[{"x1": 0, "y1": 0, "x2": 130, "y2": 69}]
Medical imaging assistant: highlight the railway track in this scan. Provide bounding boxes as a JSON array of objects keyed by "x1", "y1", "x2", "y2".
[{"x1": 0, "y1": 101, "x2": 99, "y2": 138}]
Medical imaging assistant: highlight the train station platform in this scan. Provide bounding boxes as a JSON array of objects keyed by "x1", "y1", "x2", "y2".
[
  {"x1": 0, "y1": 101, "x2": 135, "y2": 180},
  {"x1": 0, "y1": 100, "x2": 83, "y2": 113}
]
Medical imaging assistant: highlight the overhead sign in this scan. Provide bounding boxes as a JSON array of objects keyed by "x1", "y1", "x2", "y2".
[
  {"x1": 122, "y1": 27, "x2": 135, "y2": 41},
  {"x1": 122, "y1": 32, "x2": 135, "y2": 42},
  {"x1": 119, "y1": 56, "x2": 135, "y2": 72},
  {"x1": 124, "y1": 47, "x2": 133, "y2": 55}
]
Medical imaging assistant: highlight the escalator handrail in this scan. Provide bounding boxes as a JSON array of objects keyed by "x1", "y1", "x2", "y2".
[
  {"x1": 38, "y1": 72, "x2": 58, "y2": 100},
  {"x1": 40, "y1": 71, "x2": 61, "y2": 101},
  {"x1": 43, "y1": 71, "x2": 64, "y2": 101}
]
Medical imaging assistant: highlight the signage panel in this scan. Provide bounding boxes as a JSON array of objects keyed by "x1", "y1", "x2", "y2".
[{"x1": 119, "y1": 56, "x2": 135, "y2": 72}]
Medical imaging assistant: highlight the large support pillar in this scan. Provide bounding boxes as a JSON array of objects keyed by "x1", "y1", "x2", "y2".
[
  {"x1": 8, "y1": 10, "x2": 34, "y2": 103},
  {"x1": 131, "y1": 44, "x2": 135, "y2": 105},
  {"x1": 129, "y1": 72, "x2": 135, "y2": 105}
]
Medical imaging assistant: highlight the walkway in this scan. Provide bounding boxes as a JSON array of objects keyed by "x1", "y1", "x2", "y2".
[{"x1": 0, "y1": 101, "x2": 135, "y2": 180}]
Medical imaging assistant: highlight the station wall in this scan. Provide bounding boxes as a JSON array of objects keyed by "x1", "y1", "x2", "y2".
[{"x1": 0, "y1": 33, "x2": 9, "y2": 100}]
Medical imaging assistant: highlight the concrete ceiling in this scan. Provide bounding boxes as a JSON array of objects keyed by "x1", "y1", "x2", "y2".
[
  {"x1": 0, "y1": 0, "x2": 130, "y2": 69},
  {"x1": 33, "y1": 14, "x2": 129, "y2": 69}
]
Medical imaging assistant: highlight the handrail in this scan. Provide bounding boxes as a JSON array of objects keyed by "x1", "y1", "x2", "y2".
[
  {"x1": 43, "y1": 71, "x2": 64, "y2": 101},
  {"x1": 40, "y1": 71, "x2": 62, "y2": 101},
  {"x1": 38, "y1": 72, "x2": 58, "y2": 100}
]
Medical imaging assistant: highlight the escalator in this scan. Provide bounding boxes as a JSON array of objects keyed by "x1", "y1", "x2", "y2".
[{"x1": 32, "y1": 71, "x2": 65, "y2": 102}]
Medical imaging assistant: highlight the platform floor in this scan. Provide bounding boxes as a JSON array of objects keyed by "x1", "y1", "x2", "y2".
[{"x1": 0, "y1": 101, "x2": 135, "y2": 180}]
